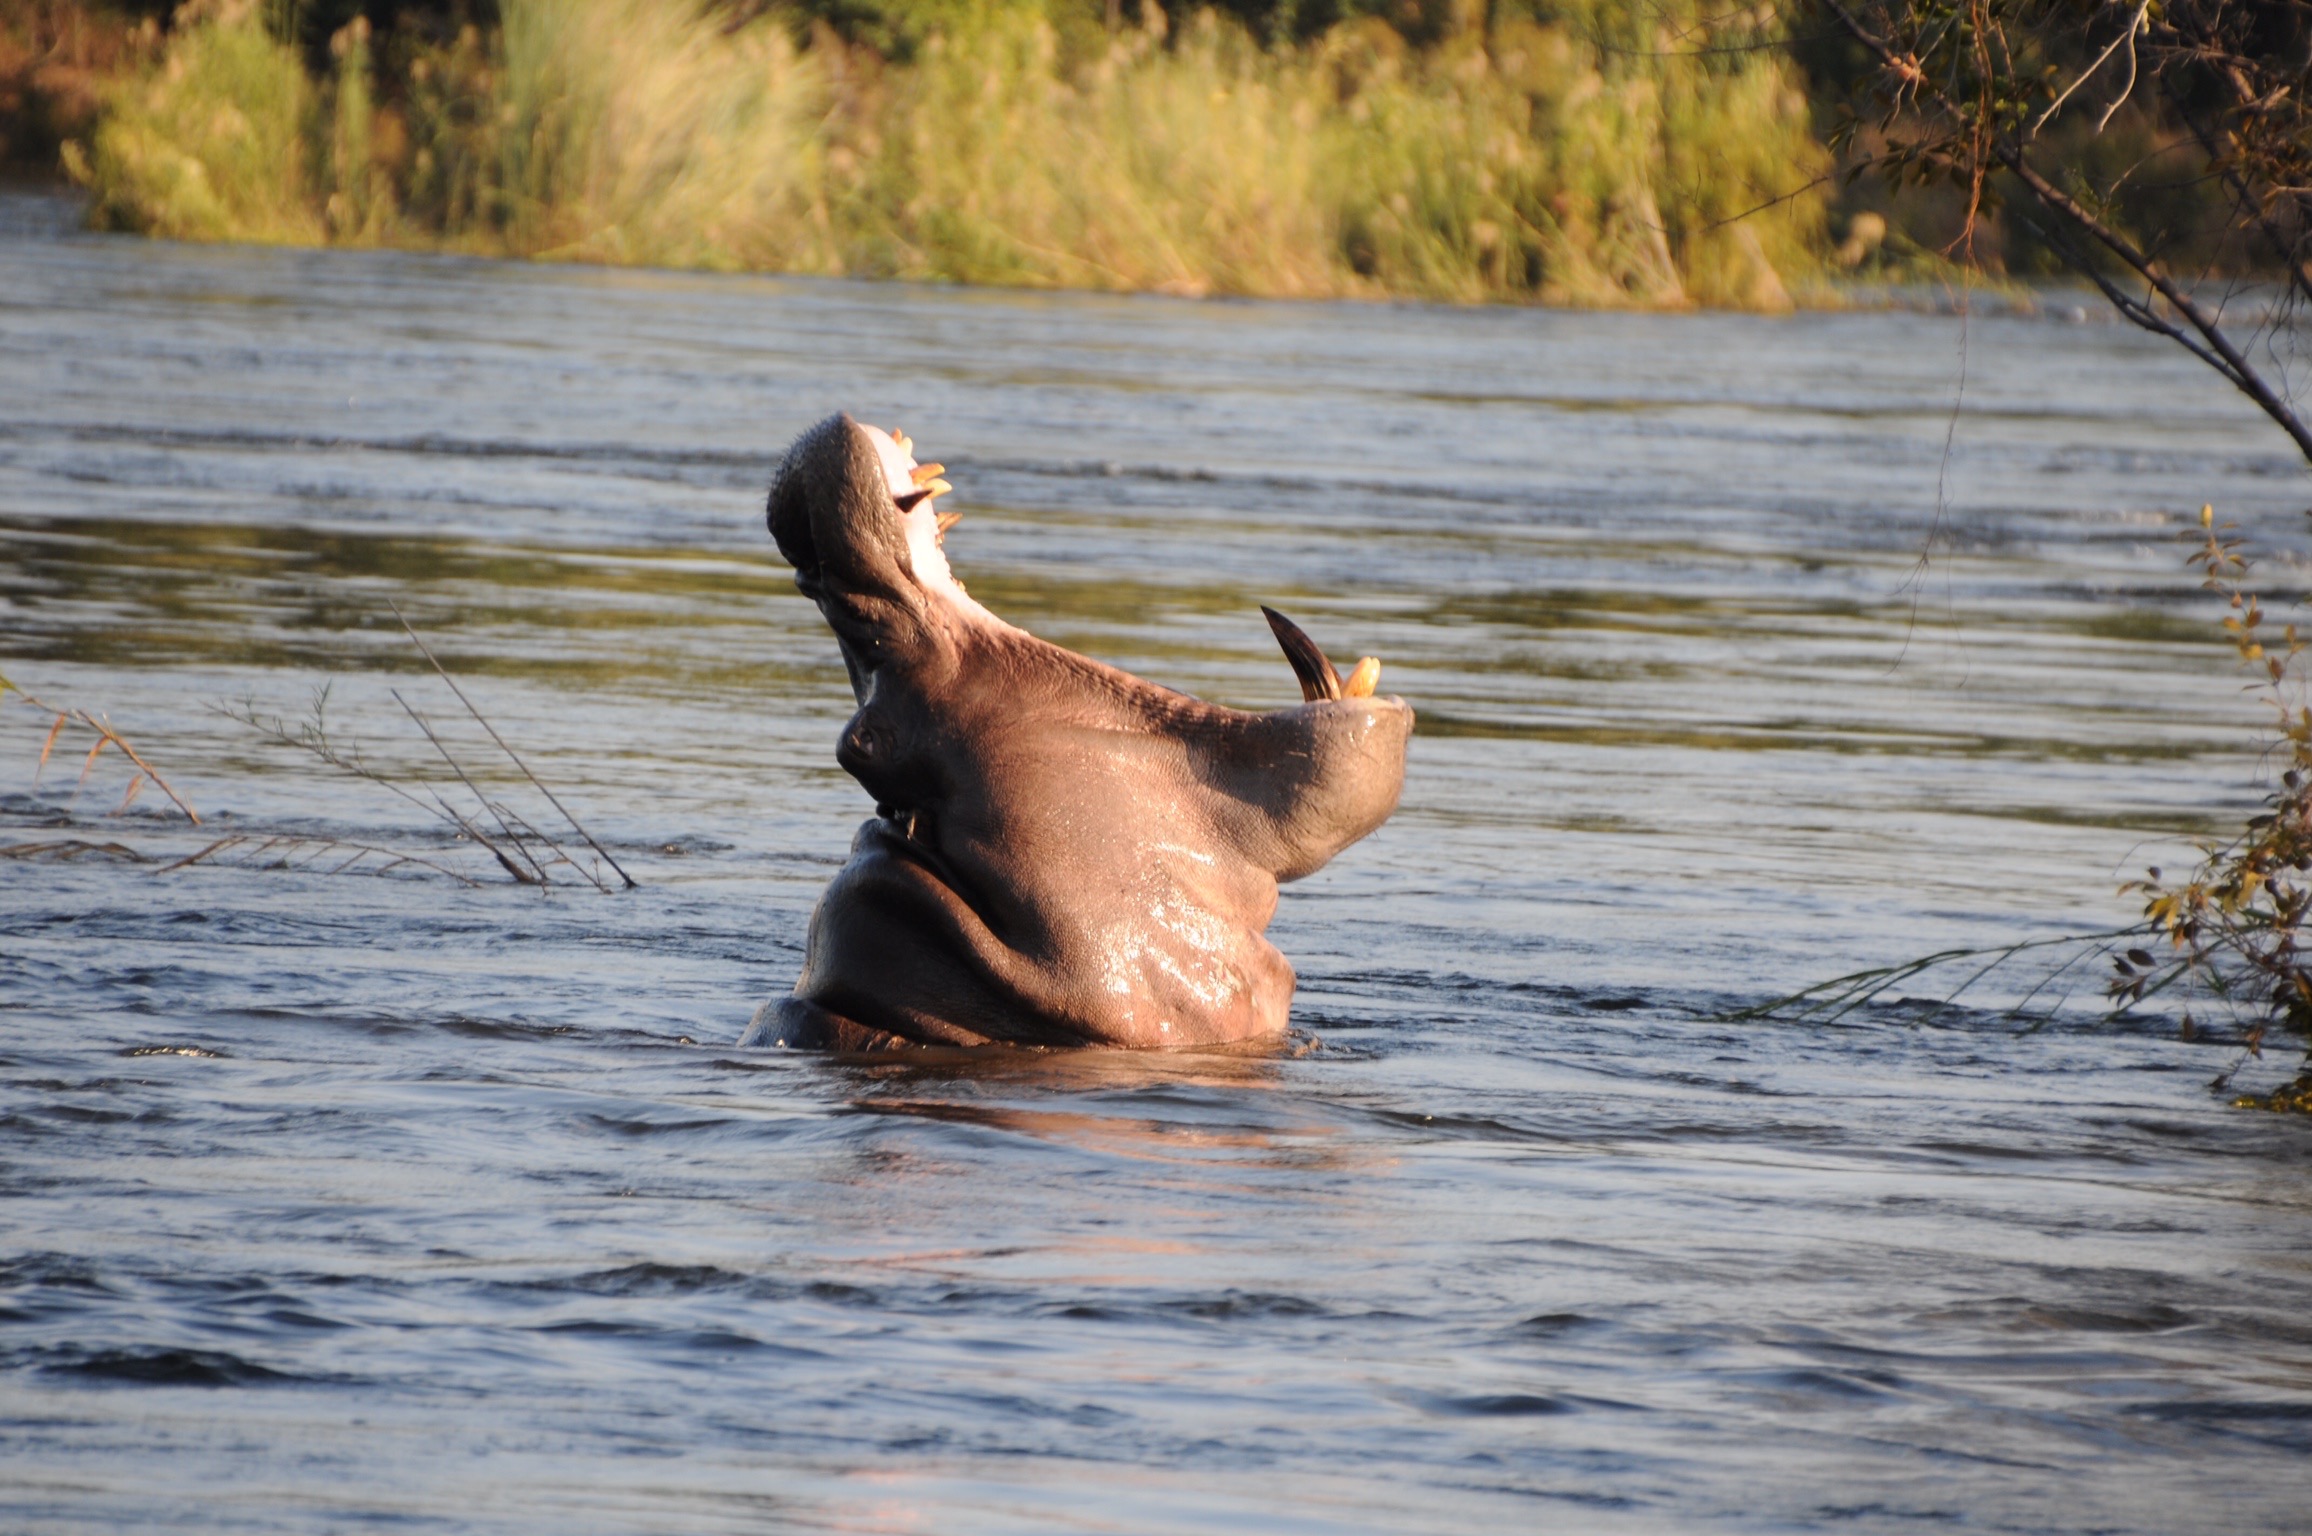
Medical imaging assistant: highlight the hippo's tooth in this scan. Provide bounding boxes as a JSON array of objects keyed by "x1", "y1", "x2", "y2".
[
  {"x1": 891, "y1": 429, "x2": 912, "y2": 455},
  {"x1": 936, "y1": 510, "x2": 964, "y2": 535},
  {"x1": 1341, "y1": 657, "x2": 1382, "y2": 698},
  {"x1": 1261, "y1": 605, "x2": 1342, "y2": 703},
  {"x1": 920, "y1": 478, "x2": 954, "y2": 499},
  {"x1": 909, "y1": 462, "x2": 946, "y2": 485}
]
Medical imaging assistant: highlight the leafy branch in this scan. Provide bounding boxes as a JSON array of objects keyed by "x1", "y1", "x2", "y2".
[{"x1": 2115, "y1": 505, "x2": 2312, "y2": 1098}]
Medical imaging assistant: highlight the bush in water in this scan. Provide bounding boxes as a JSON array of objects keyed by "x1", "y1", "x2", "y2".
[{"x1": 2117, "y1": 507, "x2": 2312, "y2": 1111}]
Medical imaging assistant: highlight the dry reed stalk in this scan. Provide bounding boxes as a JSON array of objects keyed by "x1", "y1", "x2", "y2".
[
  {"x1": 389, "y1": 688, "x2": 552, "y2": 884},
  {"x1": 1, "y1": 671, "x2": 201, "y2": 823},
  {"x1": 1729, "y1": 927, "x2": 2147, "y2": 1030},
  {"x1": 2, "y1": 650, "x2": 619, "y2": 893}
]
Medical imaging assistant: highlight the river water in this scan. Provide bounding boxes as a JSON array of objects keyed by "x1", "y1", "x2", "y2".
[{"x1": 2, "y1": 191, "x2": 2309, "y2": 1532}]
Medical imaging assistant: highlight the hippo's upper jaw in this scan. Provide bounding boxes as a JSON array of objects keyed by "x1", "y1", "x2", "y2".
[{"x1": 746, "y1": 412, "x2": 1413, "y2": 1052}]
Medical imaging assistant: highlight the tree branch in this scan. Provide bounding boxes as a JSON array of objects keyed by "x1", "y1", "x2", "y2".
[
  {"x1": 1819, "y1": 0, "x2": 2312, "y2": 470},
  {"x1": 1995, "y1": 149, "x2": 2312, "y2": 464}
]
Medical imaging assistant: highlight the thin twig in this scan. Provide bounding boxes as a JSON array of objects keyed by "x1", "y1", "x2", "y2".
[
  {"x1": 157, "y1": 836, "x2": 247, "y2": 873},
  {"x1": 387, "y1": 600, "x2": 636, "y2": 889},
  {"x1": 2028, "y1": 0, "x2": 2147, "y2": 136},
  {"x1": 0, "y1": 839, "x2": 151, "y2": 863},
  {"x1": 1698, "y1": 173, "x2": 1834, "y2": 233},
  {"x1": 2090, "y1": 0, "x2": 2148, "y2": 134},
  {"x1": 391, "y1": 689, "x2": 552, "y2": 885},
  {"x1": 213, "y1": 696, "x2": 427, "y2": 815},
  {"x1": 487, "y1": 800, "x2": 597, "y2": 884},
  {"x1": 1729, "y1": 927, "x2": 2154, "y2": 1025}
]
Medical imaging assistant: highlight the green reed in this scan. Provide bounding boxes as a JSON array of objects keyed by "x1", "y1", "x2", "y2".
[{"x1": 64, "y1": 0, "x2": 1828, "y2": 307}]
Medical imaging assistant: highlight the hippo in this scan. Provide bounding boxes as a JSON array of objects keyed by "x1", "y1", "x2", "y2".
[{"x1": 744, "y1": 413, "x2": 1411, "y2": 1051}]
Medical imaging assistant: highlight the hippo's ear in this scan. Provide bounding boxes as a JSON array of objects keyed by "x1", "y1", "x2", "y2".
[{"x1": 768, "y1": 413, "x2": 929, "y2": 645}]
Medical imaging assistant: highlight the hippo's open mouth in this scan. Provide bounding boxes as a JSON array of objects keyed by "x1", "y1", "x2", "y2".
[{"x1": 747, "y1": 413, "x2": 1412, "y2": 1053}]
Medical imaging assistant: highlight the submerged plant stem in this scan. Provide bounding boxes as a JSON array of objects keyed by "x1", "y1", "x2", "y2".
[{"x1": 1730, "y1": 927, "x2": 2151, "y2": 1028}]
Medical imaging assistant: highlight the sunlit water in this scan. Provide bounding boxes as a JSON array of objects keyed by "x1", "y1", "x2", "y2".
[{"x1": 3, "y1": 190, "x2": 2309, "y2": 1532}]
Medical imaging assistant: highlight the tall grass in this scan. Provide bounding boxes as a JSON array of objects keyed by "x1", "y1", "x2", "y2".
[
  {"x1": 68, "y1": 0, "x2": 320, "y2": 243},
  {"x1": 65, "y1": 0, "x2": 1829, "y2": 307}
]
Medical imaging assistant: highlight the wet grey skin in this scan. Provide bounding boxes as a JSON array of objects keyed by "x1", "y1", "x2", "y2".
[{"x1": 744, "y1": 413, "x2": 1413, "y2": 1052}]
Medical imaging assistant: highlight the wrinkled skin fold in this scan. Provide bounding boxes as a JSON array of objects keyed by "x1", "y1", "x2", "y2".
[{"x1": 745, "y1": 413, "x2": 1412, "y2": 1051}]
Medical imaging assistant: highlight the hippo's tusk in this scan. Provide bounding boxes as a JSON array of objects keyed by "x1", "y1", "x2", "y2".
[
  {"x1": 936, "y1": 510, "x2": 963, "y2": 535},
  {"x1": 910, "y1": 462, "x2": 946, "y2": 485},
  {"x1": 1341, "y1": 656, "x2": 1382, "y2": 699},
  {"x1": 1261, "y1": 606, "x2": 1342, "y2": 703}
]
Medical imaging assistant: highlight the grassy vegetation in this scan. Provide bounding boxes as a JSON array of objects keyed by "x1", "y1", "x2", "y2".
[
  {"x1": 66, "y1": 4, "x2": 321, "y2": 241},
  {"x1": 48, "y1": 0, "x2": 1829, "y2": 307}
]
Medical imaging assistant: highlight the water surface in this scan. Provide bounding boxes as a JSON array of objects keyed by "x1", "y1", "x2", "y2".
[{"x1": 3, "y1": 195, "x2": 2309, "y2": 1532}]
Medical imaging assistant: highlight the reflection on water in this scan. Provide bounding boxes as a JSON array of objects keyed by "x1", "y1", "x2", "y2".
[{"x1": 2, "y1": 194, "x2": 2310, "y2": 1532}]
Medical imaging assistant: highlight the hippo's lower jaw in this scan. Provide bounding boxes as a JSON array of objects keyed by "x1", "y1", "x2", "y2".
[{"x1": 745, "y1": 413, "x2": 1412, "y2": 1052}]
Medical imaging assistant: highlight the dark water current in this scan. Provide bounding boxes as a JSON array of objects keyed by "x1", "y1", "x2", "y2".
[{"x1": 2, "y1": 190, "x2": 2310, "y2": 1532}]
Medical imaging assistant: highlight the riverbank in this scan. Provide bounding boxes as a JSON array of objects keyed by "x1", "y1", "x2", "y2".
[{"x1": 14, "y1": 0, "x2": 1830, "y2": 309}]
